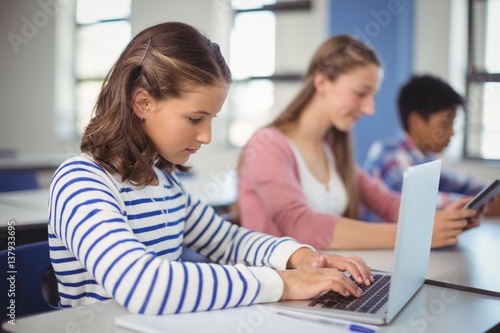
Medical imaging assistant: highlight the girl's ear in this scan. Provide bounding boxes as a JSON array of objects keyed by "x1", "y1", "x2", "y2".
[
  {"x1": 313, "y1": 72, "x2": 328, "y2": 94},
  {"x1": 132, "y1": 88, "x2": 154, "y2": 120}
]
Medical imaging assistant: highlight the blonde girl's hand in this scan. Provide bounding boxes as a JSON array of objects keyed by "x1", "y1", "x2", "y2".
[{"x1": 277, "y1": 267, "x2": 364, "y2": 300}]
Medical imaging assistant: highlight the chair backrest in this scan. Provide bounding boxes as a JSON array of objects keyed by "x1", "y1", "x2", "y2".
[
  {"x1": 0, "y1": 170, "x2": 39, "y2": 192},
  {"x1": 0, "y1": 149, "x2": 39, "y2": 192},
  {"x1": 0, "y1": 241, "x2": 59, "y2": 319}
]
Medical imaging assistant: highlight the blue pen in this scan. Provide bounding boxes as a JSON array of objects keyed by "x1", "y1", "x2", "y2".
[{"x1": 275, "y1": 310, "x2": 378, "y2": 333}]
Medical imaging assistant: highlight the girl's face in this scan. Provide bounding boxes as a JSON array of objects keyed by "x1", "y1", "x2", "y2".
[
  {"x1": 142, "y1": 84, "x2": 229, "y2": 165},
  {"x1": 318, "y1": 64, "x2": 381, "y2": 132}
]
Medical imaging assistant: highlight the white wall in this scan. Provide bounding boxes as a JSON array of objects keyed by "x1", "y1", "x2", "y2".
[
  {"x1": 0, "y1": 0, "x2": 76, "y2": 156},
  {"x1": 413, "y1": 0, "x2": 499, "y2": 181},
  {"x1": 413, "y1": 0, "x2": 468, "y2": 92},
  {"x1": 413, "y1": 0, "x2": 454, "y2": 79}
]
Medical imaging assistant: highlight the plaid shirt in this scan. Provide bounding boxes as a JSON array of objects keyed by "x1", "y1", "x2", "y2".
[{"x1": 363, "y1": 132, "x2": 487, "y2": 210}]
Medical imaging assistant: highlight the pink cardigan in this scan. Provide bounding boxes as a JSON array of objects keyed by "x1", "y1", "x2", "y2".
[{"x1": 238, "y1": 127, "x2": 401, "y2": 249}]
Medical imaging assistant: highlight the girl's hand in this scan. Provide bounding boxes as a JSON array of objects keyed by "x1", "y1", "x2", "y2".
[
  {"x1": 277, "y1": 267, "x2": 363, "y2": 300},
  {"x1": 287, "y1": 248, "x2": 373, "y2": 286}
]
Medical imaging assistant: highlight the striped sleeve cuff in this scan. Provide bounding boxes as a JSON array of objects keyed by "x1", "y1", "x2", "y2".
[
  {"x1": 268, "y1": 240, "x2": 315, "y2": 270},
  {"x1": 249, "y1": 242, "x2": 315, "y2": 304},
  {"x1": 248, "y1": 267, "x2": 284, "y2": 303}
]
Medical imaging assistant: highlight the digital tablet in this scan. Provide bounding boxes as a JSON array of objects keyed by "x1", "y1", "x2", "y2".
[{"x1": 465, "y1": 179, "x2": 500, "y2": 210}]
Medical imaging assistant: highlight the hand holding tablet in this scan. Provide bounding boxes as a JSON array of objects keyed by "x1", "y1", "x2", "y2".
[{"x1": 465, "y1": 179, "x2": 500, "y2": 211}]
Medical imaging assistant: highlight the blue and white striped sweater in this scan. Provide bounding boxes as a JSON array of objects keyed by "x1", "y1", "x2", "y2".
[{"x1": 48, "y1": 154, "x2": 305, "y2": 314}]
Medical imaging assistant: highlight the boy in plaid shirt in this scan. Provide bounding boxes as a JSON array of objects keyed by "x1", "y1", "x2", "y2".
[{"x1": 363, "y1": 74, "x2": 487, "y2": 216}]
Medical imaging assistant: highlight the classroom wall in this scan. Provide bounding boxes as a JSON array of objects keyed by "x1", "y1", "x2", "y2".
[
  {"x1": 329, "y1": 0, "x2": 413, "y2": 165},
  {"x1": 0, "y1": 0, "x2": 497, "y2": 191},
  {"x1": 0, "y1": 0, "x2": 74, "y2": 156}
]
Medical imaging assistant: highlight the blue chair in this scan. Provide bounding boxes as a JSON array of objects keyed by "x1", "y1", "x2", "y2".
[
  {"x1": 0, "y1": 170, "x2": 39, "y2": 192},
  {"x1": 0, "y1": 149, "x2": 39, "y2": 192},
  {"x1": 0, "y1": 241, "x2": 59, "y2": 318}
]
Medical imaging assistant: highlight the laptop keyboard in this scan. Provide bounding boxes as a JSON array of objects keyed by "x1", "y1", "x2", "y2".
[{"x1": 307, "y1": 273, "x2": 391, "y2": 314}]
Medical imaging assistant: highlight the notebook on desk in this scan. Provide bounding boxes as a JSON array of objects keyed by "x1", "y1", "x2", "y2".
[{"x1": 270, "y1": 159, "x2": 442, "y2": 326}]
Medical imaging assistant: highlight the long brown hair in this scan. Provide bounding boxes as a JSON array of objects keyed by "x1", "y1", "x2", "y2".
[
  {"x1": 270, "y1": 34, "x2": 381, "y2": 219},
  {"x1": 81, "y1": 22, "x2": 232, "y2": 186}
]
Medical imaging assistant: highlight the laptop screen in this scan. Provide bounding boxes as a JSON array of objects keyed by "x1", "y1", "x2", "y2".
[{"x1": 386, "y1": 159, "x2": 441, "y2": 322}]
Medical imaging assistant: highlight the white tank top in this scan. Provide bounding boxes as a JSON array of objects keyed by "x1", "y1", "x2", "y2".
[{"x1": 288, "y1": 141, "x2": 348, "y2": 215}]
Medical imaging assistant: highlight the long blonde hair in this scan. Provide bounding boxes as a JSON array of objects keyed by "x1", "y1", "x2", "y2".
[{"x1": 270, "y1": 34, "x2": 381, "y2": 219}]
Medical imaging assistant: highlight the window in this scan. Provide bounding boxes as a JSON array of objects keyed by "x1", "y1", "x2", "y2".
[
  {"x1": 227, "y1": 0, "x2": 325, "y2": 147},
  {"x1": 74, "y1": 0, "x2": 131, "y2": 134},
  {"x1": 465, "y1": 0, "x2": 500, "y2": 160}
]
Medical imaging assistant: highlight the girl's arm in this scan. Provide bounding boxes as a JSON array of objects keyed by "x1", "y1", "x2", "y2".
[
  {"x1": 330, "y1": 216, "x2": 397, "y2": 249},
  {"x1": 50, "y1": 158, "x2": 310, "y2": 315}
]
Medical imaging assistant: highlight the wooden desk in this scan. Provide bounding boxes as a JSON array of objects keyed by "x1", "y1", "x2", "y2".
[
  {"x1": 2, "y1": 285, "x2": 500, "y2": 333},
  {"x1": 328, "y1": 218, "x2": 500, "y2": 296}
]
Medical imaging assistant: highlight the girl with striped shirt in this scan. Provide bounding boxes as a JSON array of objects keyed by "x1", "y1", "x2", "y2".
[{"x1": 48, "y1": 22, "x2": 373, "y2": 315}]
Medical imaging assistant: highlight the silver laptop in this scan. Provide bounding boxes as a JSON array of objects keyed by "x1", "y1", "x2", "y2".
[{"x1": 270, "y1": 159, "x2": 441, "y2": 325}]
